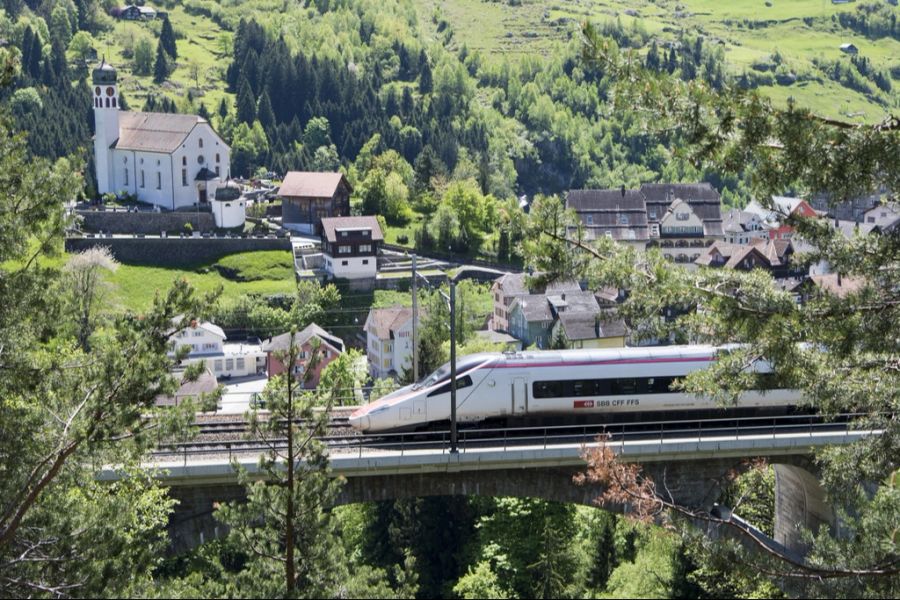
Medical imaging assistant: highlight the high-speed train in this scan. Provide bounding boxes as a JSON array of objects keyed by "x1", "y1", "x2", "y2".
[{"x1": 349, "y1": 345, "x2": 801, "y2": 433}]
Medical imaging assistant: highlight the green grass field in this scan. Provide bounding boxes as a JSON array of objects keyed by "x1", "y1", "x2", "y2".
[
  {"x1": 416, "y1": 0, "x2": 899, "y2": 122},
  {"x1": 108, "y1": 250, "x2": 296, "y2": 311},
  {"x1": 96, "y1": 5, "x2": 232, "y2": 115}
]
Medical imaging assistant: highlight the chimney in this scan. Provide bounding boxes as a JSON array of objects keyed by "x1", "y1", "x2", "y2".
[{"x1": 620, "y1": 184, "x2": 626, "y2": 197}]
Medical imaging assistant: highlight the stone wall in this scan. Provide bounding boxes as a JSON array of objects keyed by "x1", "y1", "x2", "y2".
[
  {"x1": 75, "y1": 210, "x2": 216, "y2": 235},
  {"x1": 65, "y1": 237, "x2": 291, "y2": 267}
]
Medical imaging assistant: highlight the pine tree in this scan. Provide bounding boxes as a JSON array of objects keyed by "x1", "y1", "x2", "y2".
[
  {"x1": 159, "y1": 14, "x2": 177, "y2": 62},
  {"x1": 218, "y1": 96, "x2": 229, "y2": 119},
  {"x1": 257, "y1": 89, "x2": 275, "y2": 129},
  {"x1": 419, "y1": 52, "x2": 433, "y2": 94},
  {"x1": 153, "y1": 41, "x2": 168, "y2": 84},
  {"x1": 236, "y1": 76, "x2": 256, "y2": 123}
]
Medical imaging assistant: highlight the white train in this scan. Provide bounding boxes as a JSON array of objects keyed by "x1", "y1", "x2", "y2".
[{"x1": 349, "y1": 345, "x2": 801, "y2": 433}]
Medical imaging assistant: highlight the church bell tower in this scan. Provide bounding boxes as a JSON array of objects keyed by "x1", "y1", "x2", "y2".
[{"x1": 92, "y1": 59, "x2": 120, "y2": 196}]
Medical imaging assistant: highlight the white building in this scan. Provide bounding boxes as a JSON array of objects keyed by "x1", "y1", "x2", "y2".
[
  {"x1": 722, "y1": 208, "x2": 769, "y2": 245},
  {"x1": 364, "y1": 306, "x2": 417, "y2": 379},
  {"x1": 92, "y1": 60, "x2": 231, "y2": 210},
  {"x1": 320, "y1": 216, "x2": 383, "y2": 280},
  {"x1": 168, "y1": 320, "x2": 264, "y2": 379}
]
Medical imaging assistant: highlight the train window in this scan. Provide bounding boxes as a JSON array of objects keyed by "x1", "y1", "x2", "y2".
[
  {"x1": 533, "y1": 376, "x2": 680, "y2": 399},
  {"x1": 427, "y1": 375, "x2": 473, "y2": 398}
]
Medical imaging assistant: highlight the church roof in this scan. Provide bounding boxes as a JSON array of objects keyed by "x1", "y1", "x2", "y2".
[{"x1": 112, "y1": 111, "x2": 208, "y2": 153}]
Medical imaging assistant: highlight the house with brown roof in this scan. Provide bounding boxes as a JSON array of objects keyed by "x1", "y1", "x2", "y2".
[
  {"x1": 262, "y1": 324, "x2": 345, "y2": 388},
  {"x1": 695, "y1": 238, "x2": 801, "y2": 278},
  {"x1": 364, "y1": 306, "x2": 419, "y2": 378},
  {"x1": 278, "y1": 171, "x2": 351, "y2": 234},
  {"x1": 320, "y1": 215, "x2": 383, "y2": 280},
  {"x1": 92, "y1": 61, "x2": 230, "y2": 209}
]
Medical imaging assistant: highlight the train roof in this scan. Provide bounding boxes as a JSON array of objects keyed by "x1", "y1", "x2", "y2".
[{"x1": 497, "y1": 344, "x2": 722, "y2": 364}]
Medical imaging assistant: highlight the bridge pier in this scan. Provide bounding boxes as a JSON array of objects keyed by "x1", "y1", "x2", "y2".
[{"x1": 772, "y1": 464, "x2": 835, "y2": 555}]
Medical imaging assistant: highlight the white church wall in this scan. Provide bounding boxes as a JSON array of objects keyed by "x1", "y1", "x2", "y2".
[{"x1": 172, "y1": 126, "x2": 231, "y2": 210}]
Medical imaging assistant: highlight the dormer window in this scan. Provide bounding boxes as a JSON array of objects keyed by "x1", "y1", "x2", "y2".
[{"x1": 676, "y1": 212, "x2": 690, "y2": 221}]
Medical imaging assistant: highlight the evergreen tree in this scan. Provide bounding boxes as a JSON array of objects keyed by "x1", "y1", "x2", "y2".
[
  {"x1": 236, "y1": 76, "x2": 257, "y2": 123},
  {"x1": 197, "y1": 101, "x2": 210, "y2": 121},
  {"x1": 215, "y1": 334, "x2": 346, "y2": 597},
  {"x1": 218, "y1": 96, "x2": 229, "y2": 119},
  {"x1": 159, "y1": 14, "x2": 177, "y2": 62},
  {"x1": 257, "y1": 89, "x2": 275, "y2": 130},
  {"x1": 153, "y1": 41, "x2": 169, "y2": 84},
  {"x1": 419, "y1": 54, "x2": 433, "y2": 94}
]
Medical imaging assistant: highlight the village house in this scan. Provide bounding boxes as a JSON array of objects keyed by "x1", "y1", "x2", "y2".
[
  {"x1": 118, "y1": 4, "x2": 157, "y2": 20},
  {"x1": 550, "y1": 311, "x2": 628, "y2": 349},
  {"x1": 168, "y1": 320, "x2": 265, "y2": 379},
  {"x1": 320, "y1": 215, "x2": 383, "y2": 280},
  {"x1": 694, "y1": 238, "x2": 802, "y2": 278},
  {"x1": 155, "y1": 368, "x2": 218, "y2": 407},
  {"x1": 722, "y1": 208, "x2": 769, "y2": 245},
  {"x1": 261, "y1": 324, "x2": 345, "y2": 389},
  {"x1": 507, "y1": 290, "x2": 601, "y2": 349},
  {"x1": 278, "y1": 171, "x2": 351, "y2": 234},
  {"x1": 490, "y1": 272, "x2": 581, "y2": 332},
  {"x1": 92, "y1": 61, "x2": 231, "y2": 211},
  {"x1": 862, "y1": 201, "x2": 900, "y2": 229},
  {"x1": 365, "y1": 306, "x2": 418, "y2": 379},
  {"x1": 566, "y1": 183, "x2": 725, "y2": 267},
  {"x1": 744, "y1": 196, "x2": 818, "y2": 240}
]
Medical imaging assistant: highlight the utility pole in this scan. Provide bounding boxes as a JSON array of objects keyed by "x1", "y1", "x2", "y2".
[
  {"x1": 449, "y1": 279, "x2": 458, "y2": 454},
  {"x1": 411, "y1": 253, "x2": 418, "y2": 382}
]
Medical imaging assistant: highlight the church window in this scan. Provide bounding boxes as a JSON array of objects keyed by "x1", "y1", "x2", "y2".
[
  {"x1": 197, "y1": 155, "x2": 205, "y2": 165},
  {"x1": 182, "y1": 169, "x2": 187, "y2": 186},
  {"x1": 124, "y1": 169, "x2": 129, "y2": 186},
  {"x1": 105, "y1": 87, "x2": 114, "y2": 96},
  {"x1": 216, "y1": 153, "x2": 220, "y2": 163},
  {"x1": 140, "y1": 158, "x2": 144, "y2": 164},
  {"x1": 111, "y1": 98, "x2": 116, "y2": 108},
  {"x1": 105, "y1": 98, "x2": 110, "y2": 107},
  {"x1": 156, "y1": 172, "x2": 161, "y2": 189},
  {"x1": 95, "y1": 87, "x2": 100, "y2": 96},
  {"x1": 182, "y1": 156, "x2": 187, "y2": 166},
  {"x1": 215, "y1": 166, "x2": 220, "y2": 176},
  {"x1": 199, "y1": 138, "x2": 204, "y2": 148},
  {"x1": 123, "y1": 156, "x2": 127, "y2": 164},
  {"x1": 140, "y1": 170, "x2": 145, "y2": 188}
]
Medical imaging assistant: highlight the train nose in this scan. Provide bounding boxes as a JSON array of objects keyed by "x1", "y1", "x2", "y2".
[{"x1": 348, "y1": 412, "x2": 370, "y2": 431}]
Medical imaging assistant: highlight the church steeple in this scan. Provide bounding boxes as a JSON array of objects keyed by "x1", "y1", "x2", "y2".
[{"x1": 93, "y1": 58, "x2": 120, "y2": 196}]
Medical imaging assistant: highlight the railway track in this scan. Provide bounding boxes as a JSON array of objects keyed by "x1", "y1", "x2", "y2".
[{"x1": 151, "y1": 413, "x2": 864, "y2": 459}]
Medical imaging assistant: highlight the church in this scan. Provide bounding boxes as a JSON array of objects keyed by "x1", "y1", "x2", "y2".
[{"x1": 92, "y1": 60, "x2": 231, "y2": 210}]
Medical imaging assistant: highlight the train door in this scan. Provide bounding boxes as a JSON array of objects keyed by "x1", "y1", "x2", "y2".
[
  {"x1": 413, "y1": 399, "x2": 426, "y2": 421},
  {"x1": 512, "y1": 378, "x2": 528, "y2": 415}
]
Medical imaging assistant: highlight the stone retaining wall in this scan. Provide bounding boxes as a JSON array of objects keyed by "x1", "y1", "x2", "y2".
[{"x1": 75, "y1": 210, "x2": 217, "y2": 235}]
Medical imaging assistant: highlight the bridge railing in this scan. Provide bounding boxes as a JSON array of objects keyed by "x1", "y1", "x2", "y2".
[{"x1": 153, "y1": 412, "x2": 874, "y2": 463}]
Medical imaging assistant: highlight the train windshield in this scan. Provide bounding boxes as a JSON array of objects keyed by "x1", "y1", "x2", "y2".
[
  {"x1": 413, "y1": 365, "x2": 451, "y2": 390},
  {"x1": 412, "y1": 354, "x2": 493, "y2": 390}
]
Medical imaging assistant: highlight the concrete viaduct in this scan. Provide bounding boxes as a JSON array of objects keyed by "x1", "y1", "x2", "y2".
[{"x1": 104, "y1": 427, "x2": 868, "y2": 556}]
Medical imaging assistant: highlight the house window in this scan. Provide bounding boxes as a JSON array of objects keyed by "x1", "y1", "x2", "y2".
[
  {"x1": 214, "y1": 360, "x2": 223, "y2": 371},
  {"x1": 341, "y1": 260, "x2": 348, "y2": 266},
  {"x1": 618, "y1": 214, "x2": 628, "y2": 225},
  {"x1": 586, "y1": 215, "x2": 593, "y2": 225},
  {"x1": 362, "y1": 259, "x2": 369, "y2": 265},
  {"x1": 156, "y1": 172, "x2": 161, "y2": 189},
  {"x1": 676, "y1": 212, "x2": 690, "y2": 221},
  {"x1": 202, "y1": 343, "x2": 217, "y2": 350},
  {"x1": 341, "y1": 231, "x2": 348, "y2": 237},
  {"x1": 338, "y1": 245, "x2": 351, "y2": 254},
  {"x1": 182, "y1": 169, "x2": 187, "y2": 186},
  {"x1": 193, "y1": 331, "x2": 203, "y2": 337},
  {"x1": 140, "y1": 170, "x2": 145, "y2": 188},
  {"x1": 236, "y1": 358, "x2": 245, "y2": 370},
  {"x1": 225, "y1": 358, "x2": 233, "y2": 370},
  {"x1": 359, "y1": 244, "x2": 372, "y2": 253}
]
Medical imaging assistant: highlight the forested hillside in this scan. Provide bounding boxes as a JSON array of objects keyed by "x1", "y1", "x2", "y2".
[{"x1": 9, "y1": 0, "x2": 896, "y2": 202}]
